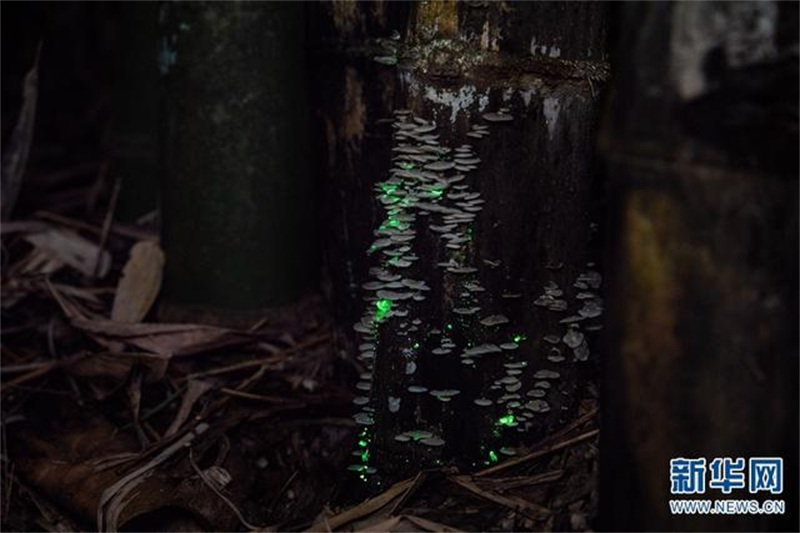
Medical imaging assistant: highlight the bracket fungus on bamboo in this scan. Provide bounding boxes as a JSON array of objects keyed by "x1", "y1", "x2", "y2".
[{"x1": 312, "y1": 2, "x2": 611, "y2": 487}]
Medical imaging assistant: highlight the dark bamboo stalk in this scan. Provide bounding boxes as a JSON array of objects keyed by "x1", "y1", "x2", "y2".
[
  {"x1": 312, "y1": 1, "x2": 610, "y2": 486},
  {"x1": 159, "y1": 2, "x2": 317, "y2": 323}
]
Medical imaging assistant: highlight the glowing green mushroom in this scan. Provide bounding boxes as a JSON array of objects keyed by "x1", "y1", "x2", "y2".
[
  {"x1": 497, "y1": 414, "x2": 516, "y2": 427},
  {"x1": 375, "y1": 299, "x2": 392, "y2": 321}
]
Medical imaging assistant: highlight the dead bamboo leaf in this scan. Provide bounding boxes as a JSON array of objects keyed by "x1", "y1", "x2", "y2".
[
  {"x1": 403, "y1": 515, "x2": 462, "y2": 532},
  {"x1": 164, "y1": 378, "x2": 214, "y2": 438},
  {"x1": 111, "y1": 240, "x2": 164, "y2": 323},
  {"x1": 1, "y1": 45, "x2": 40, "y2": 221},
  {"x1": 356, "y1": 515, "x2": 462, "y2": 532},
  {"x1": 479, "y1": 470, "x2": 563, "y2": 492},
  {"x1": 354, "y1": 515, "x2": 403, "y2": 532},
  {"x1": 309, "y1": 477, "x2": 415, "y2": 531},
  {"x1": 447, "y1": 475, "x2": 549, "y2": 520},
  {"x1": 387, "y1": 471, "x2": 426, "y2": 516},
  {"x1": 26, "y1": 229, "x2": 111, "y2": 277},
  {"x1": 0, "y1": 358, "x2": 65, "y2": 395},
  {"x1": 126, "y1": 367, "x2": 144, "y2": 427},
  {"x1": 0, "y1": 220, "x2": 49, "y2": 234},
  {"x1": 70, "y1": 318, "x2": 255, "y2": 356},
  {"x1": 66, "y1": 351, "x2": 168, "y2": 400},
  {"x1": 51, "y1": 282, "x2": 105, "y2": 304},
  {"x1": 45, "y1": 277, "x2": 91, "y2": 320}
]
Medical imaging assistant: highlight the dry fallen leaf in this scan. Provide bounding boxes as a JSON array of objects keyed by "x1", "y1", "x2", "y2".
[
  {"x1": 111, "y1": 240, "x2": 165, "y2": 323},
  {"x1": 357, "y1": 515, "x2": 462, "y2": 532},
  {"x1": 67, "y1": 351, "x2": 169, "y2": 400},
  {"x1": 9, "y1": 405, "x2": 238, "y2": 533},
  {"x1": 447, "y1": 475, "x2": 549, "y2": 519},
  {"x1": 164, "y1": 378, "x2": 215, "y2": 437},
  {"x1": 309, "y1": 478, "x2": 416, "y2": 531},
  {"x1": 71, "y1": 318, "x2": 255, "y2": 356},
  {"x1": 25, "y1": 229, "x2": 111, "y2": 277}
]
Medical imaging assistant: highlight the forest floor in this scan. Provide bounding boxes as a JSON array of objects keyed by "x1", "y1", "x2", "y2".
[
  {"x1": 1, "y1": 55, "x2": 599, "y2": 529},
  {"x1": 1, "y1": 17, "x2": 602, "y2": 532},
  {"x1": 0, "y1": 166, "x2": 600, "y2": 532}
]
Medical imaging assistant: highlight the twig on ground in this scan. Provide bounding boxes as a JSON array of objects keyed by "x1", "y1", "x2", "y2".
[
  {"x1": 267, "y1": 470, "x2": 299, "y2": 514},
  {"x1": 93, "y1": 176, "x2": 122, "y2": 278},
  {"x1": 185, "y1": 333, "x2": 331, "y2": 380},
  {"x1": 475, "y1": 429, "x2": 600, "y2": 478},
  {"x1": 447, "y1": 474, "x2": 550, "y2": 520},
  {"x1": 308, "y1": 477, "x2": 416, "y2": 531}
]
